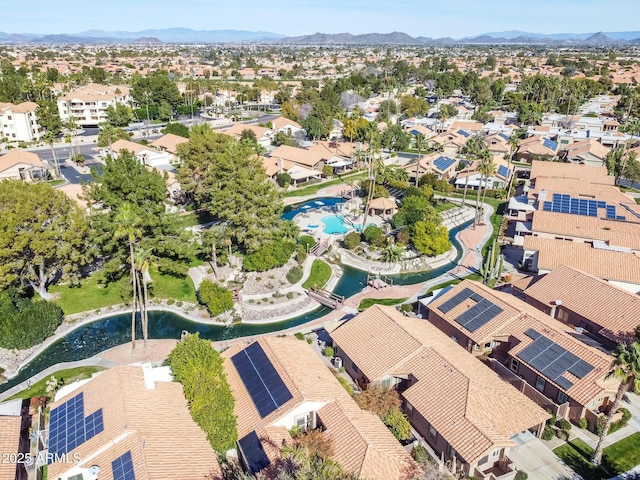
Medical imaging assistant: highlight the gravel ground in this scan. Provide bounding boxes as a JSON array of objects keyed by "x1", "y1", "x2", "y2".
[{"x1": 240, "y1": 258, "x2": 300, "y2": 295}]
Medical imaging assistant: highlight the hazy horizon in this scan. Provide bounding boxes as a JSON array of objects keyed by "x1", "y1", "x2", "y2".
[{"x1": 3, "y1": 0, "x2": 639, "y2": 38}]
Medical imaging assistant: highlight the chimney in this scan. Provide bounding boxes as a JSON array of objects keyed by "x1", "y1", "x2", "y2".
[{"x1": 549, "y1": 299, "x2": 562, "y2": 319}]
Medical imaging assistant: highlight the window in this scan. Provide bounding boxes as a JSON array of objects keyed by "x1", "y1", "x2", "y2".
[
  {"x1": 510, "y1": 358, "x2": 519, "y2": 373},
  {"x1": 536, "y1": 376, "x2": 546, "y2": 392},
  {"x1": 448, "y1": 445, "x2": 456, "y2": 459},
  {"x1": 428, "y1": 425, "x2": 437, "y2": 440},
  {"x1": 558, "y1": 391, "x2": 568, "y2": 404},
  {"x1": 295, "y1": 412, "x2": 314, "y2": 431},
  {"x1": 381, "y1": 378, "x2": 391, "y2": 389},
  {"x1": 484, "y1": 342, "x2": 492, "y2": 350},
  {"x1": 474, "y1": 343, "x2": 480, "y2": 350},
  {"x1": 352, "y1": 362, "x2": 359, "y2": 374},
  {"x1": 492, "y1": 448, "x2": 500, "y2": 457},
  {"x1": 406, "y1": 401, "x2": 413, "y2": 416}
]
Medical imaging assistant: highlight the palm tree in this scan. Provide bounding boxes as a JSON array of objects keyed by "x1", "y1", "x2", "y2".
[
  {"x1": 361, "y1": 125, "x2": 381, "y2": 231},
  {"x1": 382, "y1": 244, "x2": 403, "y2": 264},
  {"x1": 134, "y1": 246, "x2": 153, "y2": 347},
  {"x1": 592, "y1": 342, "x2": 640, "y2": 466},
  {"x1": 43, "y1": 131, "x2": 60, "y2": 178},
  {"x1": 413, "y1": 133, "x2": 427, "y2": 187},
  {"x1": 114, "y1": 203, "x2": 142, "y2": 350},
  {"x1": 473, "y1": 152, "x2": 491, "y2": 228},
  {"x1": 480, "y1": 157, "x2": 497, "y2": 208}
]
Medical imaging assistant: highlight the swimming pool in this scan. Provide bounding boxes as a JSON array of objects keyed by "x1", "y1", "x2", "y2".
[
  {"x1": 282, "y1": 197, "x2": 346, "y2": 220},
  {"x1": 321, "y1": 214, "x2": 373, "y2": 234}
]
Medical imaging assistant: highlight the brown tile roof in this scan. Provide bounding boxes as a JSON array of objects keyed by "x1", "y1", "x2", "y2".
[
  {"x1": 4, "y1": 101, "x2": 38, "y2": 113},
  {"x1": 109, "y1": 139, "x2": 150, "y2": 155},
  {"x1": 223, "y1": 123, "x2": 273, "y2": 140},
  {"x1": 429, "y1": 282, "x2": 617, "y2": 406},
  {"x1": 150, "y1": 133, "x2": 188, "y2": 155},
  {"x1": 60, "y1": 83, "x2": 130, "y2": 102},
  {"x1": 450, "y1": 120, "x2": 484, "y2": 132},
  {"x1": 0, "y1": 417, "x2": 21, "y2": 480},
  {"x1": 523, "y1": 235, "x2": 640, "y2": 286},
  {"x1": 517, "y1": 136, "x2": 557, "y2": 155},
  {"x1": 222, "y1": 337, "x2": 414, "y2": 479},
  {"x1": 0, "y1": 150, "x2": 45, "y2": 172},
  {"x1": 523, "y1": 265, "x2": 640, "y2": 344},
  {"x1": 269, "y1": 144, "x2": 325, "y2": 168},
  {"x1": 530, "y1": 160, "x2": 612, "y2": 184},
  {"x1": 332, "y1": 306, "x2": 549, "y2": 465},
  {"x1": 271, "y1": 115, "x2": 302, "y2": 131},
  {"x1": 48, "y1": 365, "x2": 220, "y2": 480},
  {"x1": 531, "y1": 179, "x2": 629, "y2": 203},
  {"x1": 564, "y1": 139, "x2": 611, "y2": 161},
  {"x1": 530, "y1": 211, "x2": 640, "y2": 249}
]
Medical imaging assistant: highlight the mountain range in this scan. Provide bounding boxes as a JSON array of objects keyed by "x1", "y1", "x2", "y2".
[{"x1": 0, "y1": 28, "x2": 639, "y2": 45}]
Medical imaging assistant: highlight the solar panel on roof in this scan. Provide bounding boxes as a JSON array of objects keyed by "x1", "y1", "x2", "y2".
[
  {"x1": 438, "y1": 288, "x2": 474, "y2": 313},
  {"x1": 47, "y1": 393, "x2": 104, "y2": 462},
  {"x1": 457, "y1": 129, "x2": 470, "y2": 138},
  {"x1": 434, "y1": 156, "x2": 456, "y2": 172},
  {"x1": 543, "y1": 138, "x2": 558, "y2": 151},
  {"x1": 238, "y1": 431, "x2": 271, "y2": 474},
  {"x1": 498, "y1": 165, "x2": 510, "y2": 178},
  {"x1": 453, "y1": 298, "x2": 504, "y2": 333},
  {"x1": 112, "y1": 451, "x2": 136, "y2": 480},
  {"x1": 231, "y1": 342, "x2": 293, "y2": 418},
  {"x1": 498, "y1": 132, "x2": 510, "y2": 140},
  {"x1": 516, "y1": 331, "x2": 594, "y2": 392}
]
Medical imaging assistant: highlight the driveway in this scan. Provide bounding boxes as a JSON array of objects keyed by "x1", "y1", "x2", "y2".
[{"x1": 509, "y1": 433, "x2": 581, "y2": 480}]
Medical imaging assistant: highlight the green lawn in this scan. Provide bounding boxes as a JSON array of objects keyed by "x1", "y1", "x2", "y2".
[
  {"x1": 50, "y1": 269, "x2": 196, "y2": 315},
  {"x1": 553, "y1": 434, "x2": 640, "y2": 479},
  {"x1": 284, "y1": 171, "x2": 366, "y2": 198},
  {"x1": 8, "y1": 366, "x2": 105, "y2": 400},
  {"x1": 148, "y1": 266, "x2": 197, "y2": 302},
  {"x1": 49, "y1": 275, "x2": 129, "y2": 315},
  {"x1": 302, "y1": 260, "x2": 332, "y2": 289},
  {"x1": 48, "y1": 179, "x2": 66, "y2": 187},
  {"x1": 433, "y1": 201, "x2": 457, "y2": 214},
  {"x1": 358, "y1": 297, "x2": 407, "y2": 310}
]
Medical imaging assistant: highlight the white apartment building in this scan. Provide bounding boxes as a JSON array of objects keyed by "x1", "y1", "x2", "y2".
[
  {"x1": 57, "y1": 83, "x2": 132, "y2": 127},
  {"x1": 0, "y1": 102, "x2": 45, "y2": 142}
]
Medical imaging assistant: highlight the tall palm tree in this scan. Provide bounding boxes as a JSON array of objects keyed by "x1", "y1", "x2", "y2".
[
  {"x1": 480, "y1": 157, "x2": 497, "y2": 208},
  {"x1": 592, "y1": 342, "x2": 640, "y2": 466},
  {"x1": 473, "y1": 152, "x2": 491, "y2": 228},
  {"x1": 413, "y1": 133, "x2": 427, "y2": 187},
  {"x1": 361, "y1": 125, "x2": 381, "y2": 231},
  {"x1": 114, "y1": 203, "x2": 142, "y2": 350},
  {"x1": 134, "y1": 246, "x2": 153, "y2": 348}
]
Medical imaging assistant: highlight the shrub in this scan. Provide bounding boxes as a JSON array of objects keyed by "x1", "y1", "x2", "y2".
[
  {"x1": 335, "y1": 374, "x2": 354, "y2": 396},
  {"x1": 556, "y1": 418, "x2": 572, "y2": 431},
  {"x1": 298, "y1": 235, "x2": 316, "y2": 251},
  {"x1": 276, "y1": 172, "x2": 292, "y2": 187},
  {"x1": 294, "y1": 332, "x2": 304, "y2": 340},
  {"x1": 514, "y1": 471, "x2": 528, "y2": 480},
  {"x1": 286, "y1": 292, "x2": 294, "y2": 299},
  {"x1": 578, "y1": 417, "x2": 588, "y2": 430},
  {"x1": 286, "y1": 266, "x2": 304, "y2": 284},
  {"x1": 399, "y1": 303, "x2": 413, "y2": 313},
  {"x1": 323, "y1": 346, "x2": 334, "y2": 357},
  {"x1": 384, "y1": 407, "x2": 412, "y2": 441},
  {"x1": 344, "y1": 231, "x2": 361, "y2": 250},
  {"x1": 306, "y1": 338, "x2": 313, "y2": 344},
  {"x1": 555, "y1": 429, "x2": 570, "y2": 441},
  {"x1": 166, "y1": 333, "x2": 237, "y2": 452},
  {"x1": 243, "y1": 240, "x2": 296, "y2": 272},
  {"x1": 363, "y1": 225, "x2": 383, "y2": 243},
  {"x1": 412, "y1": 443, "x2": 429, "y2": 464},
  {"x1": 609, "y1": 407, "x2": 632, "y2": 433},
  {"x1": 542, "y1": 425, "x2": 555, "y2": 440},
  {"x1": 167, "y1": 298, "x2": 176, "y2": 305},
  {"x1": 0, "y1": 291, "x2": 64, "y2": 350},
  {"x1": 546, "y1": 410, "x2": 557, "y2": 426},
  {"x1": 198, "y1": 279, "x2": 234, "y2": 316}
]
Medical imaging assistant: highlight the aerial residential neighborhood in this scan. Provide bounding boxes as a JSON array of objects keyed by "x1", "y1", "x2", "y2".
[{"x1": 1, "y1": 2, "x2": 640, "y2": 480}]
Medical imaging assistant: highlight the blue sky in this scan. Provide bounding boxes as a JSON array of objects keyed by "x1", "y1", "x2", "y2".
[{"x1": 3, "y1": 0, "x2": 639, "y2": 37}]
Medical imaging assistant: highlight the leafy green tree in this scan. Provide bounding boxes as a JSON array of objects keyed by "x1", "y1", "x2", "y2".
[
  {"x1": 177, "y1": 125, "x2": 286, "y2": 254},
  {"x1": 592, "y1": 342, "x2": 640, "y2": 466},
  {"x1": 243, "y1": 240, "x2": 296, "y2": 271},
  {"x1": 400, "y1": 95, "x2": 429, "y2": 117},
  {"x1": 131, "y1": 71, "x2": 182, "y2": 119},
  {"x1": 161, "y1": 122, "x2": 189, "y2": 138},
  {"x1": 166, "y1": 333, "x2": 237, "y2": 453},
  {"x1": 344, "y1": 231, "x2": 361, "y2": 250},
  {"x1": 383, "y1": 408, "x2": 412, "y2": 441},
  {"x1": 198, "y1": 279, "x2": 234, "y2": 316},
  {"x1": 97, "y1": 124, "x2": 131, "y2": 147},
  {"x1": 106, "y1": 103, "x2": 134, "y2": 127},
  {"x1": 0, "y1": 181, "x2": 89, "y2": 299},
  {"x1": 276, "y1": 172, "x2": 292, "y2": 188},
  {"x1": 412, "y1": 220, "x2": 451, "y2": 256}
]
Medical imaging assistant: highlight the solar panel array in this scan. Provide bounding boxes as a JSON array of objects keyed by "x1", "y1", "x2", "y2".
[
  {"x1": 433, "y1": 156, "x2": 456, "y2": 172},
  {"x1": 542, "y1": 138, "x2": 558, "y2": 151},
  {"x1": 437, "y1": 287, "x2": 504, "y2": 332},
  {"x1": 517, "y1": 329, "x2": 595, "y2": 391},
  {"x1": 238, "y1": 431, "x2": 271, "y2": 474},
  {"x1": 498, "y1": 132, "x2": 510, "y2": 140},
  {"x1": 541, "y1": 193, "x2": 626, "y2": 220},
  {"x1": 112, "y1": 451, "x2": 136, "y2": 480},
  {"x1": 231, "y1": 342, "x2": 293, "y2": 418},
  {"x1": 456, "y1": 129, "x2": 470, "y2": 138},
  {"x1": 48, "y1": 393, "x2": 104, "y2": 461},
  {"x1": 497, "y1": 165, "x2": 510, "y2": 178},
  {"x1": 454, "y1": 299, "x2": 504, "y2": 332}
]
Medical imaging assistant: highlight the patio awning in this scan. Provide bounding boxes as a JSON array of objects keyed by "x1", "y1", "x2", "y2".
[
  {"x1": 515, "y1": 222, "x2": 532, "y2": 233},
  {"x1": 508, "y1": 195, "x2": 536, "y2": 212}
]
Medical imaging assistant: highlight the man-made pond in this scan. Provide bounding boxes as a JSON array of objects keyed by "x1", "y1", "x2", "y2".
[{"x1": 0, "y1": 220, "x2": 471, "y2": 393}]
